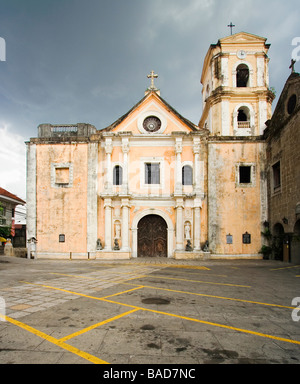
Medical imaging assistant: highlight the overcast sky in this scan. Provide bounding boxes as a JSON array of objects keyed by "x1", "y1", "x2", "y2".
[{"x1": 0, "y1": 0, "x2": 299, "y2": 204}]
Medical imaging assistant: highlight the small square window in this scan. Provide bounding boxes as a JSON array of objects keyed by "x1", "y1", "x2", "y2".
[
  {"x1": 55, "y1": 167, "x2": 69, "y2": 185},
  {"x1": 52, "y1": 163, "x2": 73, "y2": 188},
  {"x1": 239, "y1": 166, "x2": 251, "y2": 184}
]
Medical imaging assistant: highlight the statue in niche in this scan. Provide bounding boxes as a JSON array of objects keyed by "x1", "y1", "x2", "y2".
[
  {"x1": 96, "y1": 239, "x2": 103, "y2": 250},
  {"x1": 113, "y1": 238, "x2": 120, "y2": 251},
  {"x1": 184, "y1": 222, "x2": 191, "y2": 240},
  {"x1": 203, "y1": 241, "x2": 209, "y2": 252},
  {"x1": 185, "y1": 239, "x2": 193, "y2": 252}
]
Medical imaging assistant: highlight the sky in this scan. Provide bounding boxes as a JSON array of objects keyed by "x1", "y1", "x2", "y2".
[{"x1": 0, "y1": 0, "x2": 299, "y2": 211}]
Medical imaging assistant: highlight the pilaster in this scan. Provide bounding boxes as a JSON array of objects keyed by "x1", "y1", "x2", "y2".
[
  {"x1": 175, "y1": 198, "x2": 184, "y2": 251},
  {"x1": 104, "y1": 198, "x2": 112, "y2": 250},
  {"x1": 26, "y1": 143, "x2": 37, "y2": 258},
  {"x1": 174, "y1": 137, "x2": 183, "y2": 195}
]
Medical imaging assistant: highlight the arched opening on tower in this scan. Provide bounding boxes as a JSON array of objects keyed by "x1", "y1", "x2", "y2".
[
  {"x1": 236, "y1": 64, "x2": 249, "y2": 87},
  {"x1": 237, "y1": 106, "x2": 250, "y2": 128}
]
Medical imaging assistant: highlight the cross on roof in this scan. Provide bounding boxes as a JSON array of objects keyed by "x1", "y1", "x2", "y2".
[
  {"x1": 227, "y1": 22, "x2": 235, "y2": 35},
  {"x1": 147, "y1": 70, "x2": 158, "y2": 90},
  {"x1": 289, "y1": 59, "x2": 296, "y2": 73}
]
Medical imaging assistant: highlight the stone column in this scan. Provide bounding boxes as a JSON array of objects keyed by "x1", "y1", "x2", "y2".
[
  {"x1": 176, "y1": 198, "x2": 184, "y2": 250},
  {"x1": 105, "y1": 138, "x2": 113, "y2": 194},
  {"x1": 193, "y1": 137, "x2": 201, "y2": 195},
  {"x1": 121, "y1": 137, "x2": 129, "y2": 195},
  {"x1": 104, "y1": 198, "x2": 112, "y2": 251},
  {"x1": 193, "y1": 198, "x2": 202, "y2": 251},
  {"x1": 121, "y1": 198, "x2": 130, "y2": 252},
  {"x1": 175, "y1": 138, "x2": 182, "y2": 195}
]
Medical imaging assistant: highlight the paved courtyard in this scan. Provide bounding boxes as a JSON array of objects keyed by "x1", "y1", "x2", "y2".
[{"x1": 0, "y1": 256, "x2": 299, "y2": 366}]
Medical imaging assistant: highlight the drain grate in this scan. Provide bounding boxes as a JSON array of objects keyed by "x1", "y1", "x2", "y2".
[{"x1": 142, "y1": 297, "x2": 170, "y2": 305}]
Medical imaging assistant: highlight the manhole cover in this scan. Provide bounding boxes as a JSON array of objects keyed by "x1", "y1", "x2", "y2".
[{"x1": 142, "y1": 298, "x2": 170, "y2": 305}]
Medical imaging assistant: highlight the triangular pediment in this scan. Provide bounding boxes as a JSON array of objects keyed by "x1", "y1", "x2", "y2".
[
  {"x1": 219, "y1": 32, "x2": 268, "y2": 45},
  {"x1": 102, "y1": 91, "x2": 200, "y2": 135}
]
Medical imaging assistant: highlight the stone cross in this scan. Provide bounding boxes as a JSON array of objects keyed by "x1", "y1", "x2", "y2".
[
  {"x1": 147, "y1": 70, "x2": 158, "y2": 90},
  {"x1": 227, "y1": 22, "x2": 235, "y2": 35},
  {"x1": 289, "y1": 59, "x2": 296, "y2": 73}
]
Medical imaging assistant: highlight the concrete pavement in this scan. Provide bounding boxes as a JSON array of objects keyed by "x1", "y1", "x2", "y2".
[{"x1": 0, "y1": 255, "x2": 299, "y2": 365}]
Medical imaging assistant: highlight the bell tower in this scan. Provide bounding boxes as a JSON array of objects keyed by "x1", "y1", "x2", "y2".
[{"x1": 199, "y1": 32, "x2": 275, "y2": 136}]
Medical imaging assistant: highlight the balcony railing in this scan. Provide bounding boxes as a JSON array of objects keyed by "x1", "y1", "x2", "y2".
[
  {"x1": 50, "y1": 125, "x2": 78, "y2": 134},
  {"x1": 238, "y1": 121, "x2": 251, "y2": 129}
]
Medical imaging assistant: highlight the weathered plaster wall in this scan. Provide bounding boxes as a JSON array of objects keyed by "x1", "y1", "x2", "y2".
[
  {"x1": 208, "y1": 140, "x2": 264, "y2": 255},
  {"x1": 36, "y1": 143, "x2": 88, "y2": 254}
]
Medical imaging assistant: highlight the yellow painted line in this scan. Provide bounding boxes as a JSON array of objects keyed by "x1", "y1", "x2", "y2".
[
  {"x1": 140, "y1": 274, "x2": 251, "y2": 288},
  {"x1": 159, "y1": 264, "x2": 210, "y2": 270},
  {"x1": 59, "y1": 308, "x2": 139, "y2": 342},
  {"x1": 52, "y1": 269, "x2": 226, "y2": 280},
  {"x1": 100, "y1": 286, "x2": 144, "y2": 299},
  {"x1": 21, "y1": 281, "x2": 300, "y2": 347},
  {"x1": 123, "y1": 283, "x2": 295, "y2": 310},
  {"x1": 0, "y1": 313, "x2": 109, "y2": 364},
  {"x1": 21, "y1": 281, "x2": 141, "y2": 311},
  {"x1": 170, "y1": 271, "x2": 228, "y2": 278},
  {"x1": 90, "y1": 263, "x2": 211, "y2": 271},
  {"x1": 139, "y1": 308, "x2": 300, "y2": 347},
  {"x1": 50, "y1": 272, "x2": 95, "y2": 279},
  {"x1": 270, "y1": 265, "x2": 300, "y2": 271}
]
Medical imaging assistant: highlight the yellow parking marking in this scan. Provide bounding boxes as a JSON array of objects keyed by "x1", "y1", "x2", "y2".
[
  {"x1": 100, "y1": 286, "x2": 144, "y2": 299},
  {"x1": 121, "y1": 283, "x2": 295, "y2": 310},
  {"x1": 138, "y1": 274, "x2": 251, "y2": 288},
  {"x1": 59, "y1": 308, "x2": 139, "y2": 342},
  {"x1": 270, "y1": 265, "x2": 300, "y2": 271},
  {"x1": 50, "y1": 273, "x2": 95, "y2": 279},
  {"x1": 158, "y1": 264, "x2": 210, "y2": 270},
  {"x1": 0, "y1": 313, "x2": 109, "y2": 364},
  {"x1": 21, "y1": 281, "x2": 300, "y2": 347},
  {"x1": 92, "y1": 263, "x2": 210, "y2": 271}
]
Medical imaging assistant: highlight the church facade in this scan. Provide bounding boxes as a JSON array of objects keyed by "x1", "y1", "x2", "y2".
[{"x1": 26, "y1": 32, "x2": 275, "y2": 260}]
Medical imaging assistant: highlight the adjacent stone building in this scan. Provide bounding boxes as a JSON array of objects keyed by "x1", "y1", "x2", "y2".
[
  {"x1": 264, "y1": 70, "x2": 300, "y2": 263},
  {"x1": 26, "y1": 32, "x2": 277, "y2": 260},
  {"x1": 0, "y1": 187, "x2": 26, "y2": 254}
]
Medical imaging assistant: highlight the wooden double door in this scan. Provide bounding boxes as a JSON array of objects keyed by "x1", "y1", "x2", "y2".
[{"x1": 138, "y1": 215, "x2": 167, "y2": 258}]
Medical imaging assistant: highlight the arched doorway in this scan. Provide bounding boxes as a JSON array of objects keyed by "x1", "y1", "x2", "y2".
[{"x1": 138, "y1": 215, "x2": 167, "y2": 258}]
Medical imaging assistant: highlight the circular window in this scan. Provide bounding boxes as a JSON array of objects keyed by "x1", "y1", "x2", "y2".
[
  {"x1": 143, "y1": 116, "x2": 162, "y2": 133},
  {"x1": 287, "y1": 94, "x2": 297, "y2": 115}
]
